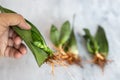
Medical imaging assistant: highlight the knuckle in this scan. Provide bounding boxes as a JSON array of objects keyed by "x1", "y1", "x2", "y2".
[{"x1": 17, "y1": 14, "x2": 24, "y2": 20}]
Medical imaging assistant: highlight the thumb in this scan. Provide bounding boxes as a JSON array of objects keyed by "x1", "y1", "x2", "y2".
[{"x1": 0, "y1": 13, "x2": 31, "y2": 29}]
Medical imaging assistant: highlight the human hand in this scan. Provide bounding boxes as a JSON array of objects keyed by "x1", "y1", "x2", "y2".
[{"x1": 0, "y1": 13, "x2": 31, "y2": 58}]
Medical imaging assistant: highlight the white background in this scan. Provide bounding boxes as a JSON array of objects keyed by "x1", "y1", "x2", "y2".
[{"x1": 0, "y1": 0, "x2": 120, "y2": 80}]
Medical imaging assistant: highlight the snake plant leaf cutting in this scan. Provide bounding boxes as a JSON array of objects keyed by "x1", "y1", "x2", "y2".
[
  {"x1": 49, "y1": 21, "x2": 81, "y2": 66},
  {"x1": 0, "y1": 6, "x2": 53, "y2": 67},
  {"x1": 83, "y1": 26, "x2": 109, "y2": 68}
]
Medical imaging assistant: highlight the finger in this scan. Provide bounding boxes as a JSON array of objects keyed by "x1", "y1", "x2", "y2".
[
  {"x1": 14, "y1": 44, "x2": 20, "y2": 49},
  {"x1": 13, "y1": 35, "x2": 22, "y2": 49},
  {"x1": 0, "y1": 13, "x2": 31, "y2": 29},
  {"x1": 4, "y1": 46, "x2": 10, "y2": 57},
  {"x1": 19, "y1": 44, "x2": 27, "y2": 55},
  {"x1": 9, "y1": 47, "x2": 16, "y2": 58},
  {"x1": 4, "y1": 46, "x2": 22, "y2": 58},
  {"x1": 9, "y1": 28, "x2": 14, "y2": 38},
  {"x1": 7, "y1": 38, "x2": 14, "y2": 47},
  {"x1": 4, "y1": 47, "x2": 15, "y2": 58},
  {"x1": 13, "y1": 36, "x2": 22, "y2": 45},
  {"x1": 14, "y1": 51, "x2": 23, "y2": 59},
  {"x1": 11, "y1": 31, "x2": 18, "y2": 40}
]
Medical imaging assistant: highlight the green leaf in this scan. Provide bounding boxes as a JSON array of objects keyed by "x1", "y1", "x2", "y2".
[
  {"x1": 83, "y1": 28, "x2": 99, "y2": 54},
  {"x1": 27, "y1": 20, "x2": 46, "y2": 45},
  {"x1": 0, "y1": 6, "x2": 53, "y2": 66},
  {"x1": 0, "y1": 6, "x2": 15, "y2": 13},
  {"x1": 50, "y1": 25, "x2": 60, "y2": 46},
  {"x1": 95, "y1": 26, "x2": 109, "y2": 57},
  {"x1": 86, "y1": 40, "x2": 94, "y2": 53},
  {"x1": 64, "y1": 28, "x2": 78, "y2": 55},
  {"x1": 27, "y1": 42, "x2": 48, "y2": 66},
  {"x1": 59, "y1": 21, "x2": 71, "y2": 46}
]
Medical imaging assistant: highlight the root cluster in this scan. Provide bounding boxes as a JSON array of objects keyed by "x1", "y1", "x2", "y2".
[{"x1": 46, "y1": 47, "x2": 81, "y2": 67}]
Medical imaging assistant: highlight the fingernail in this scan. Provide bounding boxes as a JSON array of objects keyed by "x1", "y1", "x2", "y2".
[
  {"x1": 26, "y1": 23, "x2": 31, "y2": 29},
  {"x1": 19, "y1": 22, "x2": 31, "y2": 30}
]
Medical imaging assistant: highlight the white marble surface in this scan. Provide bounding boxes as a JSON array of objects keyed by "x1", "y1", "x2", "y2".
[{"x1": 0, "y1": 0, "x2": 120, "y2": 80}]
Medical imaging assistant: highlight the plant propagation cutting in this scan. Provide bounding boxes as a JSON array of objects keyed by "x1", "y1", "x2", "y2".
[
  {"x1": 47, "y1": 21, "x2": 81, "y2": 67},
  {"x1": 83, "y1": 26, "x2": 109, "y2": 69}
]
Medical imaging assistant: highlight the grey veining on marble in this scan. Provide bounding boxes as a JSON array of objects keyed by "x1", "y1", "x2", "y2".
[{"x1": 0, "y1": 0, "x2": 120, "y2": 80}]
